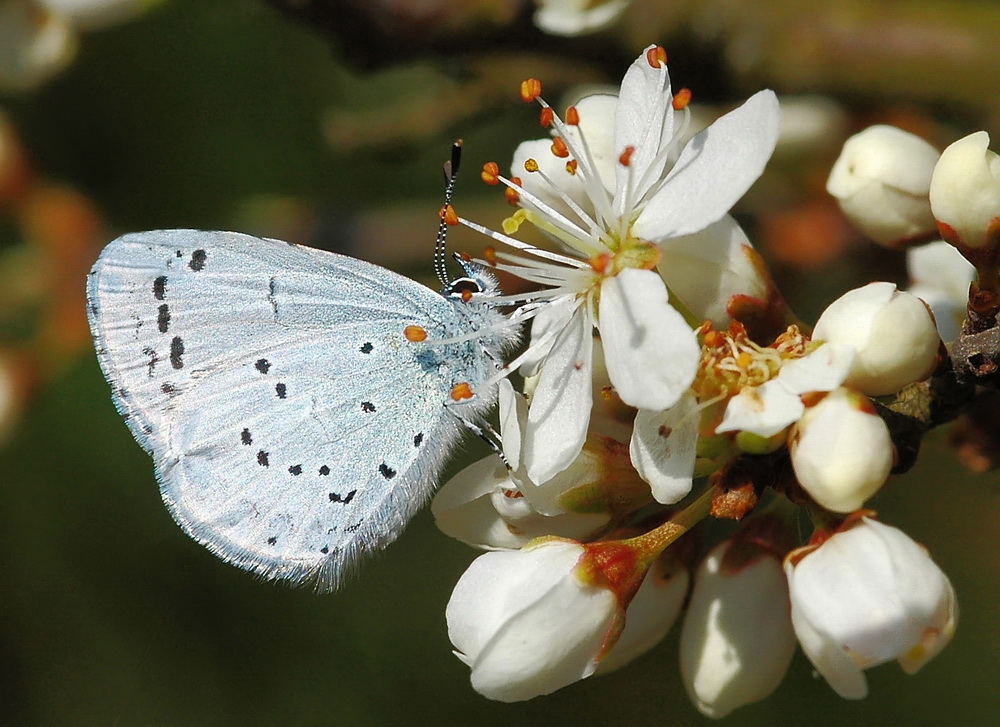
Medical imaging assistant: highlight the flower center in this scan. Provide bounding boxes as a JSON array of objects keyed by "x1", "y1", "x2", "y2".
[{"x1": 693, "y1": 323, "x2": 813, "y2": 401}]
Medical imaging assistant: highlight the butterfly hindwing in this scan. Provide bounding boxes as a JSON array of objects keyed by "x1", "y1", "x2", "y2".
[{"x1": 88, "y1": 229, "x2": 482, "y2": 590}]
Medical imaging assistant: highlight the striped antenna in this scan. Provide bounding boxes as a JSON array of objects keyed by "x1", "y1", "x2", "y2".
[{"x1": 434, "y1": 140, "x2": 463, "y2": 288}]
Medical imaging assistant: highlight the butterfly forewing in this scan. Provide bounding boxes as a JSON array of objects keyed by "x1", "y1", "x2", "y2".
[{"x1": 88, "y1": 230, "x2": 496, "y2": 590}]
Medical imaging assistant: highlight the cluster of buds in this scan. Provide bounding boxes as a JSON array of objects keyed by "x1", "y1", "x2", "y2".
[{"x1": 433, "y1": 46, "x2": 974, "y2": 717}]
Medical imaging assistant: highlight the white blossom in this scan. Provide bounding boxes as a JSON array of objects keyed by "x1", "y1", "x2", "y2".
[
  {"x1": 826, "y1": 125, "x2": 939, "y2": 247},
  {"x1": 907, "y1": 240, "x2": 975, "y2": 342},
  {"x1": 929, "y1": 130, "x2": 1000, "y2": 250},
  {"x1": 446, "y1": 540, "x2": 622, "y2": 702},
  {"x1": 812, "y1": 282, "x2": 939, "y2": 396},
  {"x1": 532, "y1": 0, "x2": 631, "y2": 36},
  {"x1": 788, "y1": 387, "x2": 893, "y2": 513},
  {"x1": 786, "y1": 517, "x2": 958, "y2": 699},
  {"x1": 680, "y1": 541, "x2": 796, "y2": 719},
  {"x1": 463, "y1": 46, "x2": 781, "y2": 485}
]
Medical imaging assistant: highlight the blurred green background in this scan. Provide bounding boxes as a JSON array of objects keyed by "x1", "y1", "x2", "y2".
[{"x1": 1, "y1": 0, "x2": 998, "y2": 724}]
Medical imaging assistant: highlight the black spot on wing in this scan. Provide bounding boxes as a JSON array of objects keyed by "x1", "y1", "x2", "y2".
[
  {"x1": 241, "y1": 428, "x2": 252, "y2": 445},
  {"x1": 189, "y1": 249, "x2": 207, "y2": 271},
  {"x1": 288, "y1": 464, "x2": 302, "y2": 475},
  {"x1": 157, "y1": 303, "x2": 170, "y2": 333},
  {"x1": 143, "y1": 347, "x2": 158, "y2": 377},
  {"x1": 379, "y1": 463, "x2": 396, "y2": 480},
  {"x1": 360, "y1": 342, "x2": 373, "y2": 354},
  {"x1": 414, "y1": 432, "x2": 424, "y2": 447},
  {"x1": 319, "y1": 465, "x2": 330, "y2": 476},
  {"x1": 161, "y1": 382, "x2": 177, "y2": 395},
  {"x1": 169, "y1": 337, "x2": 184, "y2": 369},
  {"x1": 320, "y1": 546, "x2": 329, "y2": 554},
  {"x1": 153, "y1": 275, "x2": 167, "y2": 300},
  {"x1": 275, "y1": 383, "x2": 287, "y2": 399},
  {"x1": 361, "y1": 401, "x2": 375, "y2": 413},
  {"x1": 267, "y1": 536, "x2": 277, "y2": 545},
  {"x1": 255, "y1": 358, "x2": 271, "y2": 374},
  {"x1": 257, "y1": 451, "x2": 269, "y2": 467},
  {"x1": 329, "y1": 490, "x2": 357, "y2": 504}
]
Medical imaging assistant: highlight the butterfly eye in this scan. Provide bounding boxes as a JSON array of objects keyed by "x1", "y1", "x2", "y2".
[{"x1": 446, "y1": 277, "x2": 483, "y2": 300}]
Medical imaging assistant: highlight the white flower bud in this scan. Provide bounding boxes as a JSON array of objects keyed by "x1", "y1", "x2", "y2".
[
  {"x1": 785, "y1": 517, "x2": 957, "y2": 699},
  {"x1": 788, "y1": 387, "x2": 893, "y2": 513},
  {"x1": 0, "y1": 1, "x2": 76, "y2": 92},
  {"x1": 446, "y1": 540, "x2": 622, "y2": 702},
  {"x1": 812, "y1": 282, "x2": 939, "y2": 396},
  {"x1": 532, "y1": 0, "x2": 632, "y2": 37},
  {"x1": 679, "y1": 541, "x2": 796, "y2": 719},
  {"x1": 929, "y1": 131, "x2": 1000, "y2": 250},
  {"x1": 907, "y1": 240, "x2": 976, "y2": 342},
  {"x1": 595, "y1": 554, "x2": 689, "y2": 674},
  {"x1": 826, "y1": 125, "x2": 939, "y2": 247}
]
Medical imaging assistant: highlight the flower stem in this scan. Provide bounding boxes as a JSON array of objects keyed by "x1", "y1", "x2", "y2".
[{"x1": 624, "y1": 487, "x2": 714, "y2": 561}]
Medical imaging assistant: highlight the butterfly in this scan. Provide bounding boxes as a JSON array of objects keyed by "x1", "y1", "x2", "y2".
[{"x1": 87, "y1": 145, "x2": 520, "y2": 591}]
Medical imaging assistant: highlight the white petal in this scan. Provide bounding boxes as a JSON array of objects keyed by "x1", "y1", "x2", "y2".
[
  {"x1": 519, "y1": 295, "x2": 580, "y2": 377},
  {"x1": 658, "y1": 215, "x2": 768, "y2": 327},
  {"x1": 907, "y1": 239, "x2": 976, "y2": 303},
  {"x1": 595, "y1": 561, "x2": 689, "y2": 674},
  {"x1": 629, "y1": 393, "x2": 698, "y2": 504},
  {"x1": 533, "y1": 0, "x2": 632, "y2": 37},
  {"x1": 523, "y1": 305, "x2": 594, "y2": 484},
  {"x1": 788, "y1": 590, "x2": 869, "y2": 699},
  {"x1": 715, "y1": 379, "x2": 802, "y2": 437},
  {"x1": 431, "y1": 457, "x2": 530, "y2": 550},
  {"x1": 612, "y1": 46, "x2": 674, "y2": 215},
  {"x1": 498, "y1": 378, "x2": 527, "y2": 471},
  {"x1": 774, "y1": 342, "x2": 854, "y2": 395},
  {"x1": 632, "y1": 90, "x2": 781, "y2": 240},
  {"x1": 599, "y1": 268, "x2": 698, "y2": 411}
]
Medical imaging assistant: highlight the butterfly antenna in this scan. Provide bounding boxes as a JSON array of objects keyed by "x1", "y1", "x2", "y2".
[{"x1": 435, "y1": 140, "x2": 463, "y2": 288}]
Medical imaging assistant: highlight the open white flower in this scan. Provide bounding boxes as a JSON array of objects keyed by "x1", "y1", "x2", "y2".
[
  {"x1": 461, "y1": 45, "x2": 781, "y2": 484},
  {"x1": 785, "y1": 517, "x2": 957, "y2": 699}
]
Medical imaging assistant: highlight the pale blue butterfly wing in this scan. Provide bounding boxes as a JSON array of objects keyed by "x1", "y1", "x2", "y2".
[{"x1": 87, "y1": 229, "x2": 510, "y2": 591}]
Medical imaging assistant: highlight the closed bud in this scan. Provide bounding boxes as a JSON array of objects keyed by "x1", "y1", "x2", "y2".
[
  {"x1": 785, "y1": 517, "x2": 957, "y2": 699},
  {"x1": 812, "y1": 282, "x2": 939, "y2": 396},
  {"x1": 446, "y1": 539, "x2": 631, "y2": 702},
  {"x1": 826, "y1": 125, "x2": 939, "y2": 248},
  {"x1": 788, "y1": 387, "x2": 893, "y2": 513},
  {"x1": 929, "y1": 131, "x2": 1000, "y2": 250},
  {"x1": 679, "y1": 540, "x2": 796, "y2": 718}
]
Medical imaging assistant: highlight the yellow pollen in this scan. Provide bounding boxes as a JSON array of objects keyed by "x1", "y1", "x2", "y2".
[
  {"x1": 565, "y1": 159, "x2": 578, "y2": 175},
  {"x1": 524, "y1": 158, "x2": 540, "y2": 173}
]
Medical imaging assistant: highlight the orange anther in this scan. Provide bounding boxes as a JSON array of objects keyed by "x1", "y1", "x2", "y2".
[
  {"x1": 524, "y1": 158, "x2": 540, "y2": 173},
  {"x1": 565, "y1": 159, "x2": 578, "y2": 175},
  {"x1": 551, "y1": 136, "x2": 569, "y2": 158},
  {"x1": 646, "y1": 46, "x2": 667, "y2": 68},
  {"x1": 565, "y1": 105, "x2": 580, "y2": 125},
  {"x1": 539, "y1": 107, "x2": 554, "y2": 127},
  {"x1": 736, "y1": 351, "x2": 753, "y2": 369},
  {"x1": 451, "y1": 382, "x2": 474, "y2": 401},
  {"x1": 481, "y1": 162, "x2": 500, "y2": 185},
  {"x1": 520, "y1": 78, "x2": 542, "y2": 103},
  {"x1": 484, "y1": 246, "x2": 497, "y2": 265},
  {"x1": 404, "y1": 325, "x2": 428, "y2": 342},
  {"x1": 703, "y1": 330, "x2": 723, "y2": 347},
  {"x1": 439, "y1": 204, "x2": 459, "y2": 226},
  {"x1": 590, "y1": 252, "x2": 611, "y2": 274},
  {"x1": 502, "y1": 489, "x2": 524, "y2": 499},
  {"x1": 672, "y1": 88, "x2": 692, "y2": 110},
  {"x1": 505, "y1": 177, "x2": 522, "y2": 205},
  {"x1": 619, "y1": 145, "x2": 635, "y2": 166},
  {"x1": 461, "y1": 289, "x2": 473, "y2": 303}
]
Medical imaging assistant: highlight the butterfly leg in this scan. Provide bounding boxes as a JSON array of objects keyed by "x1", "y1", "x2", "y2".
[{"x1": 447, "y1": 407, "x2": 511, "y2": 470}]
